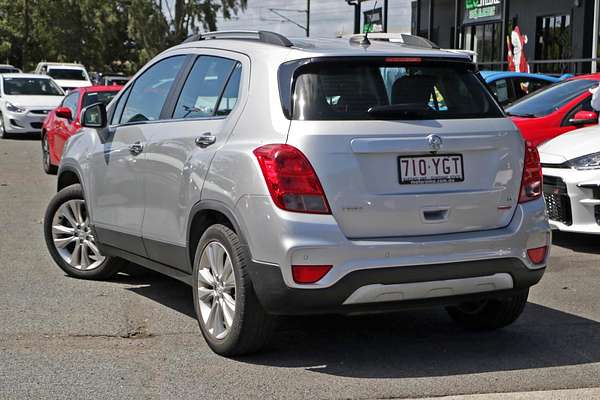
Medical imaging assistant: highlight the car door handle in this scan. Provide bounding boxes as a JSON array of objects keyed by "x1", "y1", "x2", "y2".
[
  {"x1": 129, "y1": 141, "x2": 144, "y2": 156},
  {"x1": 195, "y1": 133, "x2": 216, "y2": 148}
]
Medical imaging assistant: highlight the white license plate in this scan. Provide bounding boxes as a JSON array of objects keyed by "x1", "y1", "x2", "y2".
[{"x1": 398, "y1": 154, "x2": 464, "y2": 184}]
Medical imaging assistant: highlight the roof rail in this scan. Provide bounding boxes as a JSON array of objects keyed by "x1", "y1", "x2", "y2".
[{"x1": 183, "y1": 30, "x2": 293, "y2": 48}]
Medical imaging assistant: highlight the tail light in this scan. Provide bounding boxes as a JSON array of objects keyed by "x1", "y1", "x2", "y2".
[
  {"x1": 292, "y1": 265, "x2": 333, "y2": 284},
  {"x1": 253, "y1": 144, "x2": 331, "y2": 214},
  {"x1": 519, "y1": 141, "x2": 542, "y2": 203},
  {"x1": 527, "y1": 246, "x2": 547, "y2": 264}
]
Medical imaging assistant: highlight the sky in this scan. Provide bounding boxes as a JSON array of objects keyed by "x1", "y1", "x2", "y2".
[{"x1": 210, "y1": 0, "x2": 413, "y2": 38}]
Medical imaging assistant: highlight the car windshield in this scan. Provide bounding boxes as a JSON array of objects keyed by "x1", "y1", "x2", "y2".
[
  {"x1": 506, "y1": 79, "x2": 597, "y2": 117},
  {"x1": 0, "y1": 67, "x2": 19, "y2": 73},
  {"x1": 104, "y1": 77, "x2": 128, "y2": 86},
  {"x1": 289, "y1": 60, "x2": 503, "y2": 120},
  {"x1": 2, "y1": 77, "x2": 63, "y2": 96},
  {"x1": 47, "y1": 68, "x2": 88, "y2": 81},
  {"x1": 82, "y1": 91, "x2": 119, "y2": 108}
]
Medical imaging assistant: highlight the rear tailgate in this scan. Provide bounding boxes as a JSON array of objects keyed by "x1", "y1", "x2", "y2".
[{"x1": 287, "y1": 118, "x2": 523, "y2": 238}]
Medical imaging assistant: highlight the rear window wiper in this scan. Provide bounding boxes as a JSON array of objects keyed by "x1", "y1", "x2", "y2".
[{"x1": 367, "y1": 104, "x2": 432, "y2": 119}]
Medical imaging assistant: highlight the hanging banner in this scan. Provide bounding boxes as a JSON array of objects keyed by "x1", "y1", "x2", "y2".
[{"x1": 463, "y1": 0, "x2": 503, "y2": 24}]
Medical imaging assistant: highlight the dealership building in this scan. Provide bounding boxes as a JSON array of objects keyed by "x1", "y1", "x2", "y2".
[{"x1": 411, "y1": 0, "x2": 600, "y2": 73}]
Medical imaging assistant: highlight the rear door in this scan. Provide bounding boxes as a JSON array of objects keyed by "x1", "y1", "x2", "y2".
[
  {"x1": 285, "y1": 58, "x2": 523, "y2": 238},
  {"x1": 141, "y1": 51, "x2": 247, "y2": 270}
]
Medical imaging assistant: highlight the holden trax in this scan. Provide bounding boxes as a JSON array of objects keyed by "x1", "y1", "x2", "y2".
[{"x1": 44, "y1": 31, "x2": 550, "y2": 356}]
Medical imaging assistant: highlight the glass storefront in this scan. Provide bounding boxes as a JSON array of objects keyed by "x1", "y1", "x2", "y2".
[{"x1": 463, "y1": 23, "x2": 502, "y2": 64}]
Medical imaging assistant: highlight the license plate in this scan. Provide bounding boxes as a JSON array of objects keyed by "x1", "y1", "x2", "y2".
[{"x1": 398, "y1": 154, "x2": 464, "y2": 184}]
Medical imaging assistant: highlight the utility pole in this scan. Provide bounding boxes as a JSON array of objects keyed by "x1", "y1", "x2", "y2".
[
  {"x1": 306, "y1": 0, "x2": 310, "y2": 37},
  {"x1": 22, "y1": 0, "x2": 29, "y2": 69},
  {"x1": 593, "y1": 0, "x2": 599, "y2": 73},
  {"x1": 346, "y1": 0, "x2": 364, "y2": 34},
  {"x1": 383, "y1": 0, "x2": 388, "y2": 33}
]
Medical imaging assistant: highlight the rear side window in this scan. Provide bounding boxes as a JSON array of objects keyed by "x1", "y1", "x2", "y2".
[
  {"x1": 289, "y1": 60, "x2": 502, "y2": 120},
  {"x1": 120, "y1": 55, "x2": 185, "y2": 124},
  {"x1": 173, "y1": 56, "x2": 238, "y2": 119}
]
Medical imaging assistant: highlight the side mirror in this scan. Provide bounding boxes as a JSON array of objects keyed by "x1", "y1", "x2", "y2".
[
  {"x1": 55, "y1": 106, "x2": 72, "y2": 120},
  {"x1": 569, "y1": 110, "x2": 598, "y2": 126},
  {"x1": 81, "y1": 102, "x2": 107, "y2": 128}
]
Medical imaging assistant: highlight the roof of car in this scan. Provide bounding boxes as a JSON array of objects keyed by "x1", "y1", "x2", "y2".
[
  {"x1": 79, "y1": 85, "x2": 123, "y2": 93},
  {"x1": 0, "y1": 73, "x2": 52, "y2": 79},
  {"x1": 479, "y1": 71, "x2": 562, "y2": 82},
  {"x1": 568, "y1": 73, "x2": 600, "y2": 81},
  {"x1": 39, "y1": 62, "x2": 85, "y2": 67},
  {"x1": 175, "y1": 33, "x2": 470, "y2": 61}
]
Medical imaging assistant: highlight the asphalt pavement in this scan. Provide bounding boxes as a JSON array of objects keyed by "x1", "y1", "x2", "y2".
[{"x1": 1, "y1": 137, "x2": 600, "y2": 400}]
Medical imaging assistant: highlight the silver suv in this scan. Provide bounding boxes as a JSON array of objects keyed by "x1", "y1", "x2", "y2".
[{"x1": 44, "y1": 31, "x2": 550, "y2": 356}]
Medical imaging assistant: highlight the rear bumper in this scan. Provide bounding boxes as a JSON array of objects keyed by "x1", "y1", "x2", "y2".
[
  {"x1": 247, "y1": 258, "x2": 544, "y2": 315},
  {"x1": 237, "y1": 196, "x2": 550, "y2": 290}
]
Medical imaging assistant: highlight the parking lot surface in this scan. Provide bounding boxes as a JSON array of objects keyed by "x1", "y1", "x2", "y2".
[{"x1": 1, "y1": 137, "x2": 600, "y2": 399}]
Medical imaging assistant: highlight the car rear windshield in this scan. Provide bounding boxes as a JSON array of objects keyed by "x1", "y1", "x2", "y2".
[
  {"x1": 0, "y1": 67, "x2": 19, "y2": 73},
  {"x1": 47, "y1": 68, "x2": 88, "y2": 81},
  {"x1": 506, "y1": 79, "x2": 597, "y2": 118},
  {"x1": 289, "y1": 59, "x2": 503, "y2": 120},
  {"x1": 3, "y1": 77, "x2": 63, "y2": 96},
  {"x1": 82, "y1": 91, "x2": 119, "y2": 108}
]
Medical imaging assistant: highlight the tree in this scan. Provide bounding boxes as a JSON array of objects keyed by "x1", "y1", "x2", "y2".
[{"x1": 0, "y1": 0, "x2": 247, "y2": 72}]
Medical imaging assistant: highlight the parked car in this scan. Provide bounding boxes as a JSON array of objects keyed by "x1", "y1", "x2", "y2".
[
  {"x1": 100, "y1": 74, "x2": 130, "y2": 86},
  {"x1": 43, "y1": 30, "x2": 550, "y2": 356},
  {"x1": 540, "y1": 125, "x2": 600, "y2": 234},
  {"x1": 41, "y1": 85, "x2": 122, "y2": 174},
  {"x1": 480, "y1": 71, "x2": 564, "y2": 107},
  {"x1": 0, "y1": 64, "x2": 22, "y2": 74},
  {"x1": 0, "y1": 74, "x2": 64, "y2": 139},
  {"x1": 506, "y1": 74, "x2": 600, "y2": 146},
  {"x1": 35, "y1": 62, "x2": 92, "y2": 92}
]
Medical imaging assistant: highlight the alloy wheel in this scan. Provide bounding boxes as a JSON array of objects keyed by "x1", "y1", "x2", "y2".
[
  {"x1": 196, "y1": 241, "x2": 237, "y2": 340},
  {"x1": 51, "y1": 199, "x2": 105, "y2": 270}
]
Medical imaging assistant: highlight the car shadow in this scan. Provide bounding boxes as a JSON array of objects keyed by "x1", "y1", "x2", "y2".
[
  {"x1": 2, "y1": 133, "x2": 41, "y2": 141},
  {"x1": 552, "y1": 231, "x2": 600, "y2": 254},
  {"x1": 116, "y1": 265, "x2": 600, "y2": 379}
]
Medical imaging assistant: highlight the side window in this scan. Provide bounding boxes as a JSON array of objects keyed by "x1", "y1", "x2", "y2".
[
  {"x1": 216, "y1": 63, "x2": 242, "y2": 116},
  {"x1": 110, "y1": 86, "x2": 130, "y2": 125},
  {"x1": 488, "y1": 79, "x2": 511, "y2": 105},
  {"x1": 121, "y1": 56, "x2": 185, "y2": 124},
  {"x1": 62, "y1": 92, "x2": 79, "y2": 117},
  {"x1": 173, "y1": 56, "x2": 236, "y2": 119},
  {"x1": 514, "y1": 78, "x2": 548, "y2": 100}
]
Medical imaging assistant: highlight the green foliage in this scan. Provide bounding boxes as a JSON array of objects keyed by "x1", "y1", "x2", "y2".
[{"x1": 0, "y1": 0, "x2": 247, "y2": 73}]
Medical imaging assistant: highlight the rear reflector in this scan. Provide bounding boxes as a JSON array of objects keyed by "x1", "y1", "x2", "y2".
[
  {"x1": 292, "y1": 265, "x2": 333, "y2": 284},
  {"x1": 527, "y1": 246, "x2": 547, "y2": 264}
]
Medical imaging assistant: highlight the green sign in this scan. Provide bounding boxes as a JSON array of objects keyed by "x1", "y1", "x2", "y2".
[{"x1": 464, "y1": 0, "x2": 502, "y2": 24}]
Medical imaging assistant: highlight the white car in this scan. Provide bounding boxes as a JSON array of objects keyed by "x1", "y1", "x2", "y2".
[
  {"x1": 35, "y1": 62, "x2": 92, "y2": 92},
  {"x1": 0, "y1": 74, "x2": 65, "y2": 139},
  {"x1": 540, "y1": 125, "x2": 600, "y2": 234}
]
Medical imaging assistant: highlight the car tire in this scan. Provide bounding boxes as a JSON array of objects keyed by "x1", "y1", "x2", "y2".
[
  {"x1": 43, "y1": 183, "x2": 125, "y2": 280},
  {"x1": 192, "y1": 224, "x2": 275, "y2": 356},
  {"x1": 445, "y1": 289, "x2": 529, "y2": 330},
  {"x1": 41, "y1": 133, "x2": 58, "y2": 175},
  {"x1": 0, "y1": 112, "x2": 11, "y2": 139}
]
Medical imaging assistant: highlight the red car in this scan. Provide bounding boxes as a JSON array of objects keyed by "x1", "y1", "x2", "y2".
[
  {"x1": 506, "y1": 74, "x2": 600, "y2": 146},
  {"x1": 41, "y1": 85, "x2": 122, "y2": 174}
]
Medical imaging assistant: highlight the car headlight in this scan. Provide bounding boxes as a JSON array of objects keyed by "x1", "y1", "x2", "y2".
[
  {"x1": 569, "y1": 152, "x2": 600, "y2": 170},
  {"x1": 5, "y1": 102, "x2": 26, "y2": 113}
]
